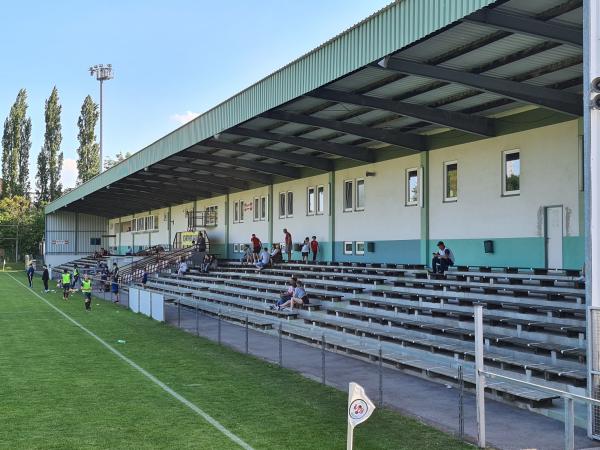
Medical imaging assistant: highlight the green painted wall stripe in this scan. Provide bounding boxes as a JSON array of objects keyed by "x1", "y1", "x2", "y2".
[{"x1": 45, "y1": 0, "x2": 495, "y2": 215}]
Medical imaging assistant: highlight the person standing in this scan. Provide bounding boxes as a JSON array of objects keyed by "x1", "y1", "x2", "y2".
[
  {"x1": 283, "y1": 228, "x2": 293, "y2": 262},
  {"x1": 72, "y1": 264, "x2": 80, "y2": 288},
  {"x1": 111, "y1": 263, "x2": 120, "y2": 303},
  {"x1": 301, "y1": 238, "x2": 310, "y2": 263},
  {"x1": 250, "y1": 234, "x2": 262, "y2": 262},
  {"x1": 81, "y1": 275, "x2": 93, "y2": 311},
  {"x1": 42, "y1": 265, "x2": 50, "y2": 293},
  {"x1": 26, "y1": 263, "x2": 35, "y2": 288},
  {"x1": 61, "y1": 269, "x2": 72, "y2": 301},
  {"x1": 310, "y1": 236, "x2": 319, "y2": 263}
]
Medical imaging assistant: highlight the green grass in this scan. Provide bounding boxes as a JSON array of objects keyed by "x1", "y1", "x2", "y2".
[{"x1": 0, "y1": 272, "x2": 471, "y2": 449}]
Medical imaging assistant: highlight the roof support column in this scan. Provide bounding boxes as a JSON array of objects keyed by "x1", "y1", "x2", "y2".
[
  {"x1": 75, "y1": 213, "x2": 79, "y2": 256},
  {"x1": 168, "y1": 207, "x2": 172, "y2": 251},
  {"x1": 224, "y1": 194, "x2": 230, "y2": 260},
  {"x1": 420, "y1": 151, "x2": 430, "y2": 266},
  {"x1": 132, "y1": 213, "x2": 136, "y2": 255},
  {"x1": 585, "y1": 0, "x2": 600, "y2": 440},
  {"x1": 268, "y1": 185, "x2": 274, "y2": 252},
  {"x1": 328, "y1": 171, "x2": 336, "y2": 262},
  {"x1": 118, "y1": 217, "x2": 122, "y2": 254}
]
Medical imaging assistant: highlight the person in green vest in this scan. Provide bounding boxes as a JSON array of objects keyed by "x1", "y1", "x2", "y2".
[
  {"x1": 81, "y1": 274, "x2": 93, "y2": 311},
  {"x1": 61, "y1": 269, "x2": 72, "y2": 301},
  {"x1": 72, "y1": 264, "x2": 80, "y2": 288}
]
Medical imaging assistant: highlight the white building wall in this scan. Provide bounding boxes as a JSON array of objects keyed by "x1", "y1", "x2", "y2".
[{"x1": 229, "y1": 186, "x2": 271, "y2": 249}]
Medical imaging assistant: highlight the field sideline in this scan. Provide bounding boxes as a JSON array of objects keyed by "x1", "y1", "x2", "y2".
[{"x1": 0, "y1": 271, "x2": 471, "y2": 449}]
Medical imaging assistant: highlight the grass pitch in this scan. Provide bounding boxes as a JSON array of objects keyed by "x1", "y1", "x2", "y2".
[{"x1": 0, "y1": 272, "x2": 471, "y2": 449}]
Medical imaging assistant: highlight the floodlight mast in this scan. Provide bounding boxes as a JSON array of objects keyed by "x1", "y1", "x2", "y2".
[{"x1": 89, "y1": 64, "x2": 114, "y2": 173}]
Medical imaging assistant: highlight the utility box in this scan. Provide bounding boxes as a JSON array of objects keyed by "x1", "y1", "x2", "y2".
[{"x1": 484, "y1": 240, "x2": 494, "y2": 254}]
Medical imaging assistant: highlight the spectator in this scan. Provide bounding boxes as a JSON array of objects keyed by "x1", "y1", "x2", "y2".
[
  {"x1": 270, "y1": 244, "x2": 283, "y2": 264},
  {"x1": 271, "y1": 276, "x2": 297, "y2": 309},
  {"x1": 255, "y1": 247, "x2": 271, "y2": 270},
  {"x1": 177, "y1": 259, "x2": 188, "y2": 275},
  {"x1": 431, "y1": 241, "x2": 455, "y2": 274},
  {"x1": 126, "y1": 246, "x2": 133, "y2": 256},
  {"x1": 278, "y1": 281, "x2": 309, "y2": 310},
  {"x1": 240, "y1": 245, "x2": 253, "y2": 264},
  {"x1": 251, "y1": 234, "x2": 262, "y2": 262},
  {"x1": 301, "y1": 237, "x2": 310, "y2": 263},
  {"x1": 141, "y1": 270, "x2": 148, "y2": 286},
  {"x1": 100, "y1": 268, "x2": 109, "y2": 292},
  {"x1": 201, "y1": 254, "x2": 211, "y2": 273},
  {"x1": 42, "y1": 265, "x2": 50, "y2": 293},
  {"x1": 208, "y1": 255, "x2": 218, "y2": 272},
  {"x1": 111, "y1": 263, "x2": 120, "y2": 303},
  {"x1": 283, "y1": 228, "x2": 293, "y2": 262},
  {"x1": 72, "y1": 264, "x2": 80, "y2": 288},
  {"x1": 310, "y1": 236, "x2": 319, "y2": 263},
  {"x1": 26, "y1": 263, "x2": 34, "y2": 288}
]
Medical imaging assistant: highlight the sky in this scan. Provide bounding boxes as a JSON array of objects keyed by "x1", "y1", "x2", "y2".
[{"x1": 0, "y1": 0, "x2": 391, "y2": 190}]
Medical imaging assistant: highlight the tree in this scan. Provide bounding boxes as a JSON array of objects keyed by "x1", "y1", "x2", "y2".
[
  {"x1": 76, "y1": 95, "x2": 100, "y2": 184},
  {"x1": 0, "y1": 195, "x2": 44, "y2": 261},
  {"x1": 1, "y1": 89, "x2": 31, "y2": 197},
  {"x1": 36, "y1": 87, "x2": 63, "y2": 204},
  {"x1": 104, "y1": 151, "x2": 132, "y2": 170}
]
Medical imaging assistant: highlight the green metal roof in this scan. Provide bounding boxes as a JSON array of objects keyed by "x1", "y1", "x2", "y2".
[{"x1": 46, "y1": 0, "x2": 497, "y2": 215}]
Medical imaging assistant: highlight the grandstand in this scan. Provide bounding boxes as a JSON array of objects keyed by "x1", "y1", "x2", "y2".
[{"x1": 42, "y1": 0, "x2": 600, "y2": 445}]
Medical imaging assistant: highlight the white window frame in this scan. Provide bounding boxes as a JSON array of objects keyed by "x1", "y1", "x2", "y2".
[
  {"x1": 260, "y1": 196, "x2": 267, "y2": 220},
  {"x1": 286, "y1": 191, "x2": 294, "y2": 218},
  {"x1": 307, "y1": 186, "x2": 316, "y2": 215},
  {"x1": 233, "y1": 243, "x2": 240, "y2": 253},
  {"x1": 406, "y1": 168, "x2": 419, "y2": 206},
  {"x1": 253, "y1": 197, "x2": 260, "y2": 221},
  {"x1": 205, "y1": 205, "x2": 218, "y2": 226},
  {"x1": 239, "y1": 200, "x2": 245, "y2": 222},
  {"x1": 443, "y1": 161, "x2": 458, "y2": 202},
  {"x1": 343, "y1": 180, "x2": 354, "y2": 212},
  {"x1": 316, "y1": 185, "x2": 325, "y2": 215},
  {"x1": 233, "y1": 201, "x2": 239, "y2": 223},
  {"x1": 344, "y1": 241, "x2": 353, "y2": 255},
  {"x1": 355, "y1": 241, "x2": 365, "y2": 255},
  {"x1": 355, "y1": 179, "x2": 365, "y2": 211},
  {"x1": 502, "y1": 149, "x2": 521, "y2": 196}
]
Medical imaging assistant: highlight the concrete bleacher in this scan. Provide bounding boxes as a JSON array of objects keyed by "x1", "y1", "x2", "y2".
[{"x1": 140, "y1": 260, "x2": 587, "y2": 410}]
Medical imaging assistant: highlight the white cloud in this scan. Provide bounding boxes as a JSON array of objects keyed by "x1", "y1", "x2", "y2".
[
  {"x1": 61, "y1": 158, "x2": 78, "y2": 189},
  {"x1": 170, "y1": 111, "x2": 200, "y2": 126}
]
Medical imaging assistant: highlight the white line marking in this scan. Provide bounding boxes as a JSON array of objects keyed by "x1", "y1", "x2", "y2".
[{"x1": 6, "y1": 273, "x2": 253, "y2": 450}]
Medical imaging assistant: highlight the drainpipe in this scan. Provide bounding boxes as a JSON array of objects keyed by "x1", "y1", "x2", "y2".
[
  {"x1": 225, "y1": 194, "x2": 230, "y2": 259},
  {"x1": 329, "y1": 171, "x2": 336, "y2": 262},
  {"x1": 420, "y1": 151, "x2": 430, "y2": 266}
]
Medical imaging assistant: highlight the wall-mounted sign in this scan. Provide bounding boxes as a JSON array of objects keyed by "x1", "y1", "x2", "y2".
[
  {"x1": 52, "y1": 240, "x2": 69, "y2": 245},
  {"x1": 244, "y1": 202, "x2": 253, "y2": 212}
]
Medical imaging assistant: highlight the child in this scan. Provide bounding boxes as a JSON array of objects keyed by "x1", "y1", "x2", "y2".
[
  {"x1": 81, "y1": 275, "x2": 93, "y2": 311},
  {"x1": 26, "y1": 263, "x2": 34, "y2": 288},
  {"x1": 42, "y1": 265, "x2": 49, "y2": 293},
  {"x1": 310, "y1": 236, "x2": 319, "y2": 263},
  {"x1": 301, "y1": 237, "x2": 310, "y2": 263},
  {"x1": 61, "y1": 269, "x2": 72, "y2": 301}
]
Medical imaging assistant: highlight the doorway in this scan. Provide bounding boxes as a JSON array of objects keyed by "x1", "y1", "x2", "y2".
[{"x1": 545, "y1": 206, "x2": 563, "y2": 269}]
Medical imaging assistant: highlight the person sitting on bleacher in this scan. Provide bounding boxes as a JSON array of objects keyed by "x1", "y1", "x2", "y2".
[
  {"x1": 177, "y1": 259, "x2": 188, "y2": 276},
  {"x1": 240, "y1": 245, "x2": 253, "y2": 265},
  {"x1": 271, "y1": 276, "x2": 297, "y2": 310},
  {"x1": 278, "y1": 281, "x2": 309, "y2": 310},
  {"x1": 255, "y1": 247, "x2": 271, "y2": 270},
  {"x1": 270, "y1": 244, "x2": 282, "y2": 264},
  {"x1": 431, "y1": 241, "x2": 455, "y2": 274}
]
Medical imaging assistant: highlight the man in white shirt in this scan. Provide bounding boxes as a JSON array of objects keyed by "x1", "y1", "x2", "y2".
[
  {"x1": 255, "y1": 247, "x2": 271, "y2": 270},
  {"x1": 432, "y1": 241, "x2": 455, "y2": 274},
  {"x1": 178, "y1": 260, "x2": 188, "y2": 275}
]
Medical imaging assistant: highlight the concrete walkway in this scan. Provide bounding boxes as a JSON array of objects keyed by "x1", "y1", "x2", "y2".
[{"x1": 117, "y1": 291, "x2": 599, "y2": 450}]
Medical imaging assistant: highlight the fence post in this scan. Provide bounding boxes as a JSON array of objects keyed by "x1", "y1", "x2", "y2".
[
  {"x1": 217, "y1": 308, "x2": 221, "y2": 345},
  {"x1": 321, "y1": 334, "x2": 326, "y2": 384},
  {"x1": 458, "y1": 365, "x2": 464, "y2": 440},
  {"x1": 177, "y1": 299, "x2": 181, "y2": 328},
  {"x1": 278, "y1": 322, "x2": 283, "y2": 366},
  {"x1": 195, "y1": 301, "x2": 199, "y2": 336},
  {"x1": 245, "y1": 315, "x2": 249, "y2": 354},
  {"x1": 379, "y1": 345, "x2": 383, "y2": 406},
  {"x1": 564, "y1": 397, "x2": 575, "y2": 450},
  {"x1": 474, "y1": 304, "x2": 486, "y2": 449}
]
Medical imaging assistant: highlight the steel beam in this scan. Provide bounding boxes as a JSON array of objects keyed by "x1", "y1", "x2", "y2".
[
  {"x1": 464, "y1": 9, "x2": 582, "y2": 47},
  {"x1": 307, "y1": 87, "x2": 496, "y2": 136},
  {"x1": 151, "y1": 159, "x2": 272, "y2": 184},
  {"x1": 228, "y1": 126, "x2": 375, "y2": 162},
  {"x1": 179, "y1": 151, "x2": 301, "y2": 179},
  {"x1": 204, "y1": 138, "x2": 333, "y2": 171},
  {"x1": 260, "y1": 110, "x2": 428, "y2": 151},
  {"x1": 111, "y1": 181, "x2": 213, "y2": 199},
  {"x1": 380, "y1": 58, "x2": 582, "y2": 116},
  {"x1": 125, "y1": 175, "x2": 231, "y2": 195},
  {"x1": 139, "y1": 168, "x2": 250, "y2": 190}
]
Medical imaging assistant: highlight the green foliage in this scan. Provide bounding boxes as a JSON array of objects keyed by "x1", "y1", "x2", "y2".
[
  {"x1": 506, "y1": 174, "x2": 520, "y2": 192},
  {"x1": 104, "y1": 151, "x2": 132, "y2": 170},
  {"x1": 36, "y1": 87, "x2": 63, "y2": 204},
  {"x1": 0, "y1": 196, "x2": 44, "y2": 260},
  {"x1": 1, "y1": 89, "x2": 31, "y2": 198},
  {"x1": 76, "y1": 95, "x2": 100, "y2": 184}
]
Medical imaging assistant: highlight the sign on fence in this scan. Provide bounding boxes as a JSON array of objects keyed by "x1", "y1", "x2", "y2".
[{"x1": 129, "y1": 287, "x2": 164, "y2": 322}]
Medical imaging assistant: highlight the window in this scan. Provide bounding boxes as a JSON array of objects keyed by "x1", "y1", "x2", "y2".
[
  {"x1": 355, "y1": 241, "x2": 365, "y2": 255},
  {"x1": 233, "y1": 201, "x2": 239, "y2": 223},
  {"x1": 279, "y1": 193, "x2": 286, "y2": 218},
  {"x1": 316, "y1": 185, "x2": 325, "y2": 215},
  {"x1": 307, "y1": 187, "x2": 315, "y2": 215},
  {"x1": 344, "y1": 242, "x2": 353, "y2": 255},
  {"x1": 406, "y1": 168, "x2": 419, "y2": 206},
  {"x1": 239, "y1": 201, "x2": 245, "y2": 222},
  {"x1": 286, "y1": 192, "x2": 294, "y2": 217},
  {"x1": 154, "y1": 215, "x2": 159, "y2": 230},
  {"x1": 260, "y1": 196, "x2": 267, "y2": 220},
  {"x1": 205, "y1": 206, "x2": 218, "y2": 226},
  {"x1": 444, "y1": 162, "x2": 458, "y2": 202},
  {"x1": 233, "y1": 243, "x2": 240, "y2": 253},
  {"x1": 356, "y1": 179, "x2": 365, "y2": 210},
  {"x1": 137, "y1": 217, "x2": 145, "y2": 231},
  {"x1": 344, "y1": 180, "x2": 353, "y2": 211},
  {"x1": 502, "y1": 150, "x2": 520, "y2": 195},
  {"x1": 253, "y1": 198, "x2": 259, "y2": 221},
  {"x1": 90, "y1": 237, "x2": 101, "y2": 245}
]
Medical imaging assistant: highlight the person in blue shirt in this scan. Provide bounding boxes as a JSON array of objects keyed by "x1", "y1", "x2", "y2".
[
  {"x1": 26, "y1": 263, "x2": 35, "y2": 288},
  {"x1": 277, "y1": 281, "x2": 309, "y2": 310},
  {"x1": 141, "y1": 270, "x2": 148, "y2": 286}
]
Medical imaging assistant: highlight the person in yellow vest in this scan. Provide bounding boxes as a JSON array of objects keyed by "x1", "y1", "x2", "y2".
[
  {"x1": 81, "y1": 275, "x2": 93, "y2": 311},
  {"x1": 61, "y1": 269, "x2": 72, "y2": 301}
]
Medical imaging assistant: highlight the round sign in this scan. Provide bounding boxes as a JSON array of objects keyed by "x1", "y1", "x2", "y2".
[{"x1": 349, "y1": 399, "x2": 369, "y2": 420}]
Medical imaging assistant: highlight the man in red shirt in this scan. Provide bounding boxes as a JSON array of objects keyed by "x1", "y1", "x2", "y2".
[
  {"x1": 283, "y1": 228, "x2": 293, "y2": 262},
  {"x1": 310, "y1": 236, "x2": 319, "y2": 263},
  {"x1": 251, "y1": 234, "x2": 262, "y2": 262}
]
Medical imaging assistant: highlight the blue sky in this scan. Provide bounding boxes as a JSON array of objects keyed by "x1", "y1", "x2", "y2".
[{"x1": 0, "y1": 0, "x2": 391, "y2": 189}]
